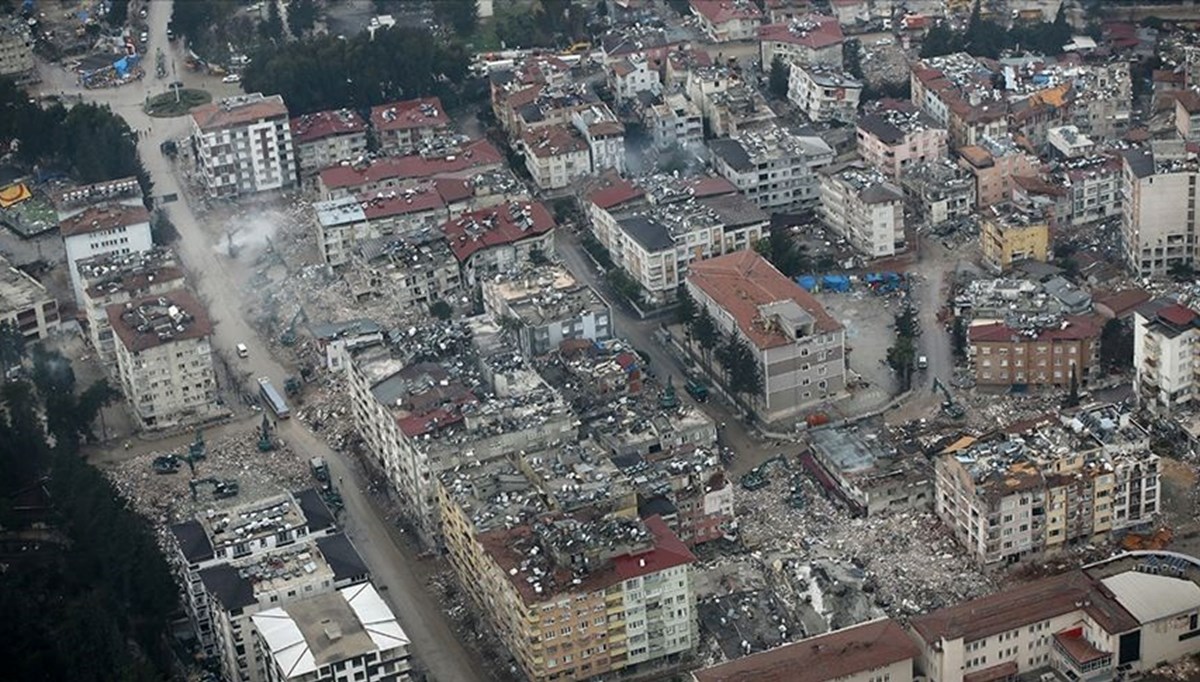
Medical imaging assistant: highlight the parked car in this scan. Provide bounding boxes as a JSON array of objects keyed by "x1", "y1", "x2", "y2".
[{"x1": 222, "y1": 74, "x2": 241, "y2": 83}]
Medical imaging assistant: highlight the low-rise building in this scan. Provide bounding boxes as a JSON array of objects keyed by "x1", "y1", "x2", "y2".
[
  {"x1": 60, "y1": 203, "x2": 153, "y2": 306},
  {"x1": 252, "y1": 583, "x2": 411, "y2": 682},
  {"x1": 687, "y1": 250, "x2": 845, "y2": 423},
  {"x1": 48, "y1": 176, "x2": 144, "y2": 221},
  {"x1": 958, "y1": 135, "x2": 1040, "y2": 209},
  {"x1": 856, "y1": 102, "x2": 948, "y2": 180},
  {"x1": 899, "y1": 159, "x2": 975, "y2": 229},
  {"x1": 108, "y1": 289, "x2": 218, "y2": 429},
  {"x1": 609, "y1": 55, "x2": 662, "y2": 104},
  {"x1": 1047, "y1": 124, "x2": 1096, "y2": 159},
  {"x1": 585, "y1": 173, "x2": 647, "y2": 253},
  {"x1": 1134, "y1": 299, "x2": 1200, "y2": 416},
  {"x1": 77, "y1": 248, "x2": 185, "y2": 368},
  {"x1": 442, "y1": 200, "x2": 556, "y2": 287},
  {"x1": 0, "y1": 253, "x2": 58, "y2": 341},
  {"x1": 693, "y1": 618, "x2": 918, "y2": 682},
  {"x1": 705, "y1": 84, "x2": 777, "y2": 138},
  {"x1": 757, "y1": 14, "x2": 843, "y2": 68},
  {"x1": 709, "y1": 124, "x2": 835, "y2": 212},
  {"x1": 290, "y1": 109, "x2": 369, "y2": 179},
  {"x1": 690, "y1": 0, "x2": 763, "y2": 42},
  {"x1": 980, "y1": 204, "x2": 1050, "y2": 273},
  {"x1": 968, "y1": 314, "x2": 1100, "y2": 388},
  {"x1": 191, "y1": 93, "x2": 296, "y2": 198},
  {"x1": 369, "y1": 97, "x2": 450, "y2": 156},
  {"x1": 1120, "y1": 140, "x2": 1200, "y2": 278},
  {"x1": 1176, "y1": 90, "x2": 1200, "y2": 141},
  {"x1": 571, "y1": 105, "x2": 627, "y2": 174},
  {"x1": 482, "y1": 265, "x2": 612, "y2": 357},
  {"x1": 806, "y1": 427, "x2": 931, "y2": 517},
  {"x1": 788, "y1": 65, "x2": 861, "y2": 124},
  {"x1": 645, "y1": 93, "x2": 704, "y2": 151},
  {"x1": 0, "y1": 16, "x2": 33, "y2": 79},
  {"x1": 818, "y1": 162, "x2": 905, "y2": 259},
  {"x1": 910, "y1": 551, "x2": 1200, "y2": 681},
  {"x1": 522, "y1": 125, "x2": 592, "y2": 191}
]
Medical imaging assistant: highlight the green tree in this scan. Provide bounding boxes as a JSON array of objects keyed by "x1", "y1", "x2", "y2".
[
  {"x1": 843, "y1": 38, "x2": 864, "y2": 80},
  {"x1": 607, "y1": 268, "x2": 644, "y2": 306},
  {"x1": 691, "y1": 306, "x2": 720, "y2": 368},
  {"x1": 430, "y1": 300, "x2": 453, "y2": 320},
  {"x1": 0, "y1": 320, "x2": 25, "y2": 376},
  {"x1": 435, "y1": 0, "x2": 479, "y2": 35},
  {"x1": 1099, "y1": 318, "x2": 1134, "y2": 372},
  {"x1": 1168, "y1": 260, "x2": 1196, "y2": 282},
  {"x1": 769, "y1": 56, "x2": 790, "y2": 99},
  {"x1": 261, "y1": 0, "x2": 285, "y2": 40},
  {"x1": 951, "y1": 316, "x2": 968, "y2": 360},
  {"x1": 676, "y1": 282, "x2": 696, "y2": 327},
  {"x1": 150, "y1": 209, "x2": 178, "y2": 245},
  {"x1": 107, "y1": 0, "x2": 129, "y2": 26},
  {"x1": 288, "y1": 0, "x2": 319, "y2": 36},
  {"x1": 921, "y1": 22, "x2": 962, "y2": 58},
  {"x1": 1064, "y1": 364, "x2": 1080, "y2": 407}
]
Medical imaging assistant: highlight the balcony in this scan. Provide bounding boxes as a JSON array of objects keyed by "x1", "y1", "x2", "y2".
[{"x1": 1052, "y1": 630, "x2": 1114, "y2": 682}]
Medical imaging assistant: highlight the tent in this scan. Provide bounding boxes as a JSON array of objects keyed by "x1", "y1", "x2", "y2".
[
  {"x1": 795, "y1": 275, "x2": 817, "y2": 292},
  {"x1": 821, "y1": 274, "x2": 851, "y2": 292}
]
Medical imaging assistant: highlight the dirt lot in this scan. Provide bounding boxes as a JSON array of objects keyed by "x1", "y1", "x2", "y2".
[{"x1": 814, "y1": 287, "x2": 908, "y2": 415}]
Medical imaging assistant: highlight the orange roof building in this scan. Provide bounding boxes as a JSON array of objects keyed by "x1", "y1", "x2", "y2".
[{"x1": 686, "y1": 250, "x2": 845, "y2": 422}]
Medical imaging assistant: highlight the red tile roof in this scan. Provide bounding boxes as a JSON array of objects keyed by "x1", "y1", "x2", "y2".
[
  {"x1": 191, "y1": 94, "x2": 289, "y2": 131},
  {"x1": 1158, "y1": 303, "x2": 1199, "y2": 327},
  {"x1": 757, "y1": 15, "x2": 843, "y2": 49},
  {"x1": 691, "y1": 0, "x2": 763, "y2": 24},
  {"x1": 289, "y1": 109, "x2": 367, "y2": 145},
  {"x1": 318, "y1": 139, "x2": 504, "y2": 191},
  {"x1": 613, "y1": 515, "x2": 696, "y2": 580},
  {"x1": 1092, "y1": 289, "x2": 1150, "y2": 318},
  {"x1": 1176, "y1": 90, "x2": 1200, "y2": 114},
  {"x1": 910, "y1": 569, "x2": 1138, "y2": 645},
  {"x1": 693, "y1": 619, "x2": 918, "y2": 682},
  {"x1": 688, "y1": 250, "x2": 841, "y2": 351},
  {"x1": 357, "y1": 184, "x2": 446, "y2": 220},
  {"x1": 441, "y1": 201, "x2": 556, "y2": 263},
  {"x1": 587, "y1": 173, "x2": 644, "y2": 209},
  {"x1": 60, "y1": 203, "x2": 150, "y2": 238},
  {"x1": 369, "y1": 97, "x2": 450, "y2": 132},
  {"x1": 968, "y1": 315, "x2": 1102, "y2": 344},
  {"x1": 521, "y1": 125, "x2": 589, "y2": 158},
  {"x1": 106, "y1": 289, "x2": 213, "y2": 353},
  {"x1": 433, "y1": 177, "x2": 474, "y2": 204}
]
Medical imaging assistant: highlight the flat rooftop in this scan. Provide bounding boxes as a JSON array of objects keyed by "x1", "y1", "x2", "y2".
[
  {"x1": 484, "y1": 265, "x2": 608, "y2": 327},
  {"x1": 106, "y1": 289, "x2": 213, "y2": 352},
  {"x1": 0, "y1": 254, "x2": 50, "y2": 312},
  {"x1": 79, "y1": 247, "x2": 183, "y2": 299}
]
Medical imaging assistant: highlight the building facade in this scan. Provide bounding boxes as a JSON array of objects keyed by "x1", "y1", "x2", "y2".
[
  {"x1": 481, "y1": 265, "x2": 612, "y2": 357},
  {"x1": 290, "y1": 109, "x2": 369, "y2": 179},
  {"x1": 191, "y1": 94, "x2": 297, "y2": 198},
  {"x1": 818, "y1": 162, "x2": 905, "y2": 258},
  {"x1": 108, "y1": 290, "x2": 219, "y2": 429},
  {"x1": 1120, "y1": 141, "x2": 1200, "y2": 278},
  {"x1": 522, "y1": 125, "x2": 592, "y2": 191},
  {"x1": 899, "y1": 159, "x2": 975, "y2": 229},
  {"x1": 77, "y1": 248, "x2": 185, "y2": 369},
  {"x1": 856, "y1": 104, "x2": 948, "y2": 180},
  {"x1": 967, "y1": 315, "x2": 1101, "y2": 388},
  {"x1": 788, "y1": 65, "x2": 862, "y2": 124},
  {"x1": 980, "y1": 206, "x2": 1050, "y2": 273},
  {"x1": 709, "y1": 125, "x2": 835, "y2": 212},
  {"x1": 690, "y1": 0, "x2": 763, "y2": 42},
  {"x1": 1134, "y1": 299, "x2": 1200, "y2": 416},
  {"x1": 0, "y1": 253, "x2": 58, "y2": 341},
  {"x1": 0, "y1": 15, "x2": 33, "y2": 79},
  {"x1": 60, "y1": 203, "x2": 154, "y2": 306},
  {"x1": 369, "y1": 97, "x2": 450, "y2": 156},
  {"x1": 687, "y1": 250, "x2": 846, "y2": 423},
  {"x1": 757, "y1": 15, "x2": 844, "y2": 68}
]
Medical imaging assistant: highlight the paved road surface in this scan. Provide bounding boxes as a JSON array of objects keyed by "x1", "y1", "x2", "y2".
[{"x1": 37, "y1": 5, "x2": 485, "y2": 680}]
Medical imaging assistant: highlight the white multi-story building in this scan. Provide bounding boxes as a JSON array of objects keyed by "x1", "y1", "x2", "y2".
[
  {"x1": 709, "y1": 124, "x2": 835, "y2": 212},
  {"x1": 168, "y1": 490, "x2": 355, "y2": 682},
  {"x1": 571, "y1": 104, "x2": 627, "y2": 174},
  {"x1": 0, "y1": 15, "x2": 33, "y2": 79},
  {"x1": 609, "y1": 55, "x2": 662, "y2": 104},
  {"x1": 60, "y1": 203, "x2": 153, "y2": 306},
  {"x1": 369, "y1": 97, "x2": 450, "y2": 156},
  {"x1": 252, "y1": 583, "x2": 411, "y2": 682},
  {"x1": 1120, "y1": 141, "x2": 1200, "y2": 278},
  {"x1": 645, "y1": 93, "x2": 704, "y2": 151},
  {"x1": 687, "y1": 250, "x2": 846, "y2": 423},
  {"x1": 481, "y1": 265, "x2": 612, "y2": 357},
  {"x1": 1135, "y1": 299, "x2": 1200, "y2": 416},
  {"x1": 521, "y1": 125, "x2": 592, "y2": 191},
  {"x1": 108, "y1": 289, "x2": 218, "y2": 430},
  {"x1": 290, "y1": 109, "x2": 369, "y2": 179},
  {"x1": 910, "y1": 552, "x2": 1200, "y2": 682},
  {"x1": 819, "y1": 162, "x2": 905, "y2": 258},
  {"x1": 788, "y1": 64, "x2": 862, "y2": 124},
  {"x1": 77, "y1": 248, "x2": 184, "y2": 369},
  {"x1": 191, "y1": 93, "x2": 297, "y2": 198},
  {"x1": 0, "y1": 253, "x2": 58, "y2": 341}
]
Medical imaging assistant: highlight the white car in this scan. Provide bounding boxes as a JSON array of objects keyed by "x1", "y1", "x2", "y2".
[{"x1": 222, "y1": 74, "x2": 241, "y2": 84}]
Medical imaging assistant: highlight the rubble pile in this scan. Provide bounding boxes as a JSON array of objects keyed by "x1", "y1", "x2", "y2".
[
  {"x1": 733, "y1": 475, "x2": 996, "y2": 618},
  {"x1": 104, "y1": 430, "x2": 311, "y2": 529}
]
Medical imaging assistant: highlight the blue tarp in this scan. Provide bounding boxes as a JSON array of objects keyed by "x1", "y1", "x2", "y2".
[
  {"x1": 822, "y1": 275, "x2": 851, "y2": 292},
  {"x1": 795, "y1": 275, "x2": 817, "y2": 291},
  {"x1": 113, "y1": 56, "x2": 130, "y2": 75}
]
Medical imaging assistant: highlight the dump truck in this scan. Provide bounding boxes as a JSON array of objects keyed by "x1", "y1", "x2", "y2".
[{"x1": 310, "y1": 457, "x2": 329, "y2": 482}]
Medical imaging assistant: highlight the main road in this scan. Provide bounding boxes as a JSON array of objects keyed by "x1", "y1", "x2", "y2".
[{"x1": 37, "y1": 4, "x2": 485, "y2": 681}]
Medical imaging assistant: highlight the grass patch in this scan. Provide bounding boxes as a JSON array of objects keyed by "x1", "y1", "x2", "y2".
[{"x1": 144, "y1": 89, "x2": 212, "y2": 117}]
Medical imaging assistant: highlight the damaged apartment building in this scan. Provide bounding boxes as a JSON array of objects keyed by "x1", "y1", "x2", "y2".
[
  {"x1": 481, "y1": 264, "x2": 612, "y2": 358},
  {"x1": 805, "y1": 426, "x2": 932, "y2": 517},
  {"x1": 935, "y1": 404, "x2": 1160, "y2": 566},
  {"x1": 818, "y1": 161, "x2": 906, "y2": 259},
  {"x1": 709, "y1": 123, "x2": 835, "y2": 212},
  {"x1": 899, "y1": 159, "x2": 976, "y2": 231},
  {"x1": 342, "y1": 318, "x2": 576, "y2": 546},
  {"x1": 167, "y1": 489, "x2": 380, "y2": 682}
]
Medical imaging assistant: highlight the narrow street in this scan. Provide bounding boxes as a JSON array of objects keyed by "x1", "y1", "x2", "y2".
[{"x1": 36, "y1": 4, "x2": 486, "y2": 680}]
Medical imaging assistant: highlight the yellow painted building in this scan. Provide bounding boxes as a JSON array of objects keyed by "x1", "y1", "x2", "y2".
[{"x1": 980, "y1": 209, "x2": 1049, "y2": 273}]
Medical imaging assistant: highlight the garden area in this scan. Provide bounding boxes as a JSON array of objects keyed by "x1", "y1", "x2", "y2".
[{"x1": 144, "y1": 88, "x2": 211, "y2": 117}]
